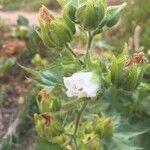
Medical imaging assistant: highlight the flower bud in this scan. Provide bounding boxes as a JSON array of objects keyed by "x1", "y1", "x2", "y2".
[
  {"x1": 110, "y1": 45, "x2": 148, "y2": 91},
  {"x1": 49, "y1": 18, "x2": 74, "y2": 49},
  {"x1": 38, "y1": 90, "x2": 61, "y2": 113},
  {"x1": 39, "y1": 5, "x2": 54, "y2": 23},
  {"x1": 38, "y1": 6, "x2": 56, "y2": 48},
  {"x1": 105, "y1": 2, "x2": 127, "y2": 27},
  {"x1": 38, "y1": 6, "x2": 74, "y2": 49},
  {"x1": 76, "y1": 0, "x2": 106, "y2": 31},
  {"x1": 94, "y1": 117, "x2": 113, "y2": 139}
]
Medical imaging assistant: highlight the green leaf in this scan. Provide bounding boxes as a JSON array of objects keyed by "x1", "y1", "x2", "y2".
[
  {"x1": 21, "y1": 64, "x2": 64, "y2": 92},
  {"x1": 35, "y1": 137, "x2": 61, "y2": 150}
]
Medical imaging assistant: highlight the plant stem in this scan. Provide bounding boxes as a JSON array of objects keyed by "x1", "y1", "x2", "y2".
[
  {"x1": 85, "y1": 31, "x2": 93, "y2": 68},
  {"x1": 61, "y1": 98, "x2": 88, "y2": 110},
  {"x1": 65, "y1": 44, "x2": 84, "y2": 67},
  {"x1": 73, "y1": 101, "x2": 88, "y2": 135},
  {"x1": 66, "y1": 44, "x2": 77, "y2": 58},
  {"x1": 71, "y1": 101, "x2": 88, "y2": 149}
]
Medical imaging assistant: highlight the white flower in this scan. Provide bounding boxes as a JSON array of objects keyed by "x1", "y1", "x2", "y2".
[{"x1": 64, "y1": 72, "x2": 100, "y2": 98}]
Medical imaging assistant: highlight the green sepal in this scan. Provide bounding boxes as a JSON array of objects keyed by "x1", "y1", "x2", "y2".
[
  {"x1": 105, "y1": 2, "x2": 127, "y2": 27},
  {"x1": 122, "y1": 65, "x2": 138, "y2": 91},
  {"x1": 49, "y1": 18, "x2": 73, "y2": 49},
  {"x1": 62, "y1": 2, "x2": 76, "y2": 34},
  {"x1": 76, "y1": 0, "x2": 106, "y2": 31}
]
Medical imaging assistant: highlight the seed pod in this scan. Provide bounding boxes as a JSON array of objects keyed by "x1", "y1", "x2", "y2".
[{"x1": 76, "y1": 0, "x2": 106, "y2": 31}]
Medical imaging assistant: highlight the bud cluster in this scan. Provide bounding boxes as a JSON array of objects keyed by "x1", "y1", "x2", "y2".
[
  {"x1": 37, "y1": 1, "x2": 127, "y2": 50},
  {"x1": 110, "y1": 46, "x2": 148, "y2": 91}
]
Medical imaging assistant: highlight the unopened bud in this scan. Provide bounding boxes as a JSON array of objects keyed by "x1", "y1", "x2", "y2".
[
  {"x1": 94, "y1": 117, "x2": 113, "y2": 139},
  {"x1": 39, "y1": 5, "x2": 54, "y2": 23}
]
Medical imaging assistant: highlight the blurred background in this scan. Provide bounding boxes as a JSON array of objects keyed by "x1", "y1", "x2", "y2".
[{"x1": 0, "y1": 0, "x2": 149, "y2": 150}]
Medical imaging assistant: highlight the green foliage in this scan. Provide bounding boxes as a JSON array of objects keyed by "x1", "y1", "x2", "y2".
[
  {"x1": 76, "y1": 0, "x2": 106, "y2": 31},
  {"x1": 21, "y1": 0, "x2": 150, "y2": 149}
]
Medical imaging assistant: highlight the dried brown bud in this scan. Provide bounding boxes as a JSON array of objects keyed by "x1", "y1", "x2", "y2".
[
  {"x1": 38, "y1": 89, "x2": 48, "y2": 99},
  {"x1": 41, "y1": 113, "x2": 52, "y2": 125},
  {"x1": 39, "y1": 5, "x2": 54, "y2": 23},
  {"x1": 125, "y1": 52, "x2": 148, "y2": 67},
  {"x1": 105, "y1": 118, "x2": 112, "y2": 125}
]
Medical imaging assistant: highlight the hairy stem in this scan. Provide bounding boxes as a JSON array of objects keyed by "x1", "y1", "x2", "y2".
[
  {"x1": 66, "y1": 43, "x2": 77, "y2": 58},
  {"x1": 65, "y1": 44, "x2": 84, "y2": 67},
  {"x1": 71, "y1": 101, "x2": 88, "y2": 149},
  {"x1": 85, "y1": 31, "x2": 93, "y2": 68}
]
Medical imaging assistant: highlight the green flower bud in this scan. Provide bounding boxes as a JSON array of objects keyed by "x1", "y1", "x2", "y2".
[
  {"x1": 105, "y1": 2, "x2": 127, "y2": 27},
  {"x1": 76, "y1": 0, "x2": 106, "y2": 31},
  {"x1": 38, "y1": 90, "x2": 61, "y2": 113},
  {"x1": 38, "y1": 5, "x2": 56, "y2": 48},
  {"x1": 49, "y1": 18, "x2": 73, "y2": 49},
  {"x1": 38, "y1": 5, "x2": 74, "y2": 50},
  {"x1": 110, "y1": 45, "x2": 148, "y2": 91},
  {"x1": 94, "y1": 117, "x2": 113, "y2": 139}
]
